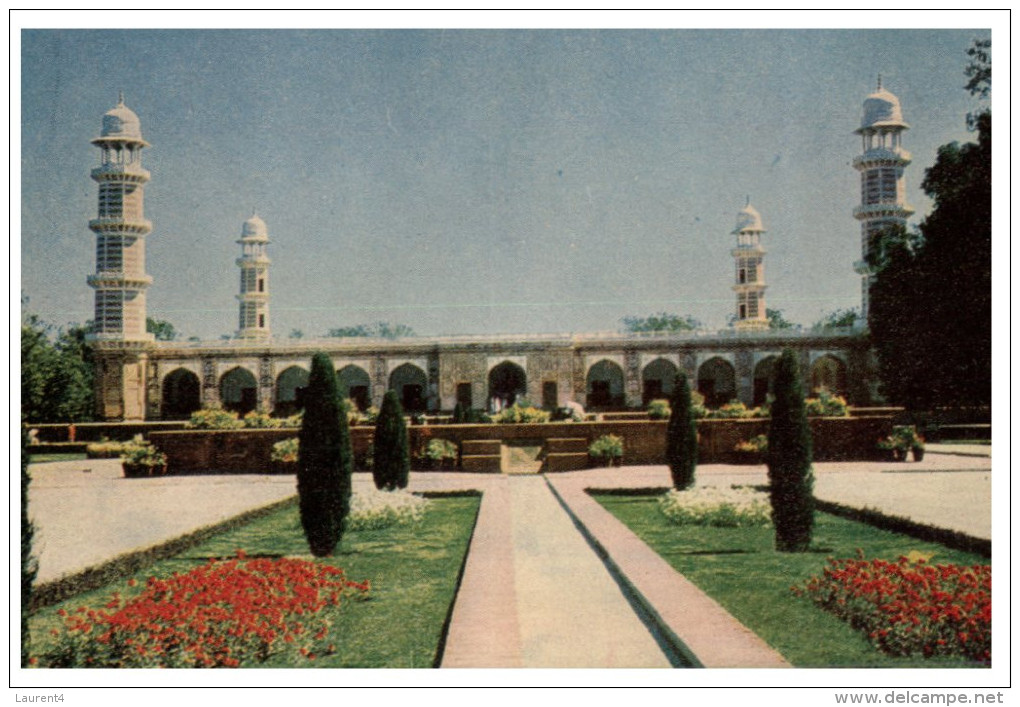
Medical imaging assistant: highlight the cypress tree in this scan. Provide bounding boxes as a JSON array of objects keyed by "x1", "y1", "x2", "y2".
[
  {"x1": 373, "y1": 390, "x2": 409, "y2": 490},
  {"x1": 297, "y1": 353, "x2": 352, "y2": 557},
  {"x1": 21, "y1": 424, "x2": 37, "y2": 667},
  {"x1": 767, "y1": 348, "x2": 815, "y2": 552},
  {"x1": 666, "y1": 373, "x2": 698, "y2": 490},
  {"x1": 452, "y1": 401, "x2": 465, "y2": 424}
]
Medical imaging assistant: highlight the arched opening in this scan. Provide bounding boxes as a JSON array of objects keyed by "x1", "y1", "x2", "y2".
[
  {"x1": 586, "y1": 360, "x2": 625, "y2": 410},
  {"x1": 488, "y1": 361, "x2": 527, "y2": 410},
  {"x1": 161, "y1": 368, "x2": 200, "y2": 420},
  {"x1": 810, "y1": 355, "x2": 848, "y2": 397},
  {"x1": 697, "y1": 357, "x2": 737, "y2": 408},
  {"x1": 220, "y1": 367, "x2": 258, "y2": 415},
  {"x1": 642, "y1": 358, "x2": 678, "y2": 406},
  {"x1": 337, "y1": 365, "x2": 371, "y2": 412},
  {"x1": 389, "y1": 363, "x2": 428, "y2": 413},
  {"x1": 275, "y1": 366, "x2": 310, "y2": 416},
  {"x1": 752, "y1": 356, "x2": 778, "y2": 408}
]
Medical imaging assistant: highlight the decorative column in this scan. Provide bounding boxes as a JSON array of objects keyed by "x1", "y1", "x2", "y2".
[
  {"x1": 853, "y1": 77, "x2": 913, "y2": 319},
  {"x1": 731, "y1": 200, "x2": 769, "y2": 331}
]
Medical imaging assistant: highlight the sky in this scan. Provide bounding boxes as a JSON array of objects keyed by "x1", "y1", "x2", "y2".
[{"x1": 17, "y1": 16, "x2": 994, "y2": 342}]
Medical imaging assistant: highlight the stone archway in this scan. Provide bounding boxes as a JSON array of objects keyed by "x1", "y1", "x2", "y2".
[
  {"x1": 642, "y1": 358, "x2": 678, "y2": 406},
  {"x1": 220, "y1": 366, "x2": 258, "y2": 415},
  {"x1": 586, "y1": 360, "x2": 625, "y2": 410},
  {"x1": 810, "y1": 355, "x2": 848, "y2": 397},
  {"x1": 697, "y1": 357, "x2": 736, "y2": 408},
  {"x1": 275, "y1": 366, "x2": 310, "y2": 416},
  {"x1": 389, "y1": 363, "x2": 428, "y2": 413},
  {"x1": 752, "y1": 356, "x2": 778, "y2": 407},
  {"x1": 338, "y1": 365, "x2": 372, "y2": 411},
  {"x1": 162, "y1": 368, "x2": 201, "y2": 420},
  {"x1": 488, "y1": 361, "x2": 527, "y2": 410}
]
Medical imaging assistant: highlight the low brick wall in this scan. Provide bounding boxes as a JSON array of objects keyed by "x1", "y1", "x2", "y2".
[{"x1": 150, "y1": 416, "x2": 893, "y2": 475}]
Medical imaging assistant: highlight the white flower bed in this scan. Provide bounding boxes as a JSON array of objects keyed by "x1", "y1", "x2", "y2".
[
  {"x1": 658, "y1": 486, "x2": 771, "y2": 527},
  {"x1": 347, "y1": 488, "x2": 430, "y2": 530}
]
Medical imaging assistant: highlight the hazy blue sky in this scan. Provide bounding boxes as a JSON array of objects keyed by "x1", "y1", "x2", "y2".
[{"x1": 19, "y1": 25, "x2": 991, "y2": 340}]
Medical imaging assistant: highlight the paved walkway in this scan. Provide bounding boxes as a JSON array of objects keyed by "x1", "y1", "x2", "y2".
[{"x1": 25, "y1": 450, "x2": 993, "y2": 668}]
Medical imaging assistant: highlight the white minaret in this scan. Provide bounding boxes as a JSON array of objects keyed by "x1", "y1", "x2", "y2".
[
  {"x1": 88, "y1": 93, "x2": 153, "y2": 342},
  {"x1": 731, "y1": 199, "x2": 768, "y2": 331},
  {"x1": 236, "y1": 213, "x2": 271, "y2": 339},
  {"x1": 853, "y1": 77, "x2": 913, "y2": 318}
]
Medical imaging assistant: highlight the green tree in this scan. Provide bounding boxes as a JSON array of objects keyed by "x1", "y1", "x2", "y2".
[
  {"x1": 766, "y1": 308, "x2": 796, "y2": 330},
  {"x1": 373, "y1": 390, "x2": 410, "y2": 490},
  {"x1": 327, "y1": 322, "x2": 415, "y2": 339},
  {"x1": 812, "y1": 308, "x2": 860, "y2": 331},
  {"x1": 21, "y1": 316, "x2": 94, "y2": 423},
  {"x1": 296, "y1": 352, "x2": 352, "y2": 557},
  {"x1": 621, "y1": 312, "x2": 701, "y2": 333},
  {"x1": 21, "y1": 424, "x2": 37, "y2": 667},
  {"x1": 666, "y1": 373, "x2": 698, "y2": 490},
  {"x1": 766, "y1": 349, "x2": 814, "y2": 552},
  {"x1": 868, "y1": 40, "x2": 991, "y2": 409},
  {"x1": 146, "y1": 317, "x2": 177, "y2": 341}
]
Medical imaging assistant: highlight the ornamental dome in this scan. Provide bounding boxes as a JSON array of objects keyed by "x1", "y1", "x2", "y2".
[
  {"x1": 99, "y1": 94, "x2": 144, "y2": 140},
  {"x1": 733, "y1": 203, "x2": 764, "y2": 233},
  {"x1": 240, "y1": 213, "x2": 269, "y2": 240},
  {"x1": 858, "y1": 81, "x2": 909, "y2": 132}
]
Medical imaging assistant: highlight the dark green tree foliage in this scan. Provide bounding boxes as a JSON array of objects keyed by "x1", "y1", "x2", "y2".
[
  {"x1": 21, "y1": 425, "x2": 37, "y2": 667},
  {"x1": 767, "y1": 349, "x2": 814, "y2": 552},
  {"x1": 373, "y1": 390, "x2": 409, "y2": 490},
  {"x1": 766, "y1": 308, "x2": 796, "y2": 330},
  {"x1": 146, "y1": 317, "x2": 177, "y2": 341},
  {"x1": 868, "y1": 41, "x2": 991, "y2": 409},
  {"x1": 21, "y1": 316, "x2": 95, "y2": 423},
  {"x1": 297, "y1": 353, "x2": 352, "y2": 557},
  {"x1": 621, "y1": 312, "x2": 701, "y2": 333},
  {"x1": 812, "y1": 308, "x2": 860, "y2": 331},
  {"x1": 327, "y1": 322, "x2": 415, "y2": 339},
  {"x1": 666, "y1": 373, "x2": 698, "y2": 490}
]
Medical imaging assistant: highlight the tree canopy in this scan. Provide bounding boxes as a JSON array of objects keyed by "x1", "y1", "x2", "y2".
[
  {"x1": 327, "y1": 322, "x2": 415, "y2": 339},
  {"x1": 868, "y1": 40, "x2": 991, "y2": 409},
  {"x1": 146, "y1": 317, "x2": 177, "y2": 341},
  {"x1": 812, "y1": 308, "x2": 859, "y2": 331},
  {"x1": 621, "y1": 312, "x2": 701, "y2": 333},
  {"x1": 21, "y1": 316, "x2": 95, "y2": 423}
]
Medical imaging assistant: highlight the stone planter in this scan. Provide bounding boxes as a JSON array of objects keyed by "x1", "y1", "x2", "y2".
[
  {"x1": 732, "y1": 451, "x2": 764, "y2": 465},
  {"x1": 590, "y1": 455, "x2": 622, "y2": 468},
  {"x1": 122, "y1": 462, "x2": 167, "y2": 478},
  {"x1": 911, "y1": 446, "x2": 925, "y2": 462},
  {"x1": 270, "y1": 460, "x2": 298, "y2": 475}
]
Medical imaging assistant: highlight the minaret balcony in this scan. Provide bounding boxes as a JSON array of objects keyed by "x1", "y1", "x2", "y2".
[
  {"x1": 732, "y1": 283, "x2": 767, "y2": 292},
  {"x1": 88, "y1": 273, "x2": 153, "y2": 288},
  {"x1": 89, "y1": 217, "x2": 153, "y2": 234},
  {"x1": 853, "y1": 203, "x2": 915, "y2": 220},
  {"x1": 90, "y1": 164, "x2": 150, "y2": 182},
  {"x1": 235, "y1": 293, "x2": 270, "y2": 301},
  {"x1": 852, "y1": 149, "x2": 911, "y2": 169},
  {"x1": 730, "y1": 246, "x2": 765, "y2": 256},
  {"x1": 235, "y1": 256, "x2": 272, "y2": 267}
]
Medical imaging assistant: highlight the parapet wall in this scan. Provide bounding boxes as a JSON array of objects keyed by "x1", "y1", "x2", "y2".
[{"x1": 148, "y1": 416, "x2": 893, "y2": 475}]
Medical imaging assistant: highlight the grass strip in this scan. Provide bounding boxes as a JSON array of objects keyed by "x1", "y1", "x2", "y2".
[{"x1": 593, "y1": 492, "x2": 989, "y2": 668}]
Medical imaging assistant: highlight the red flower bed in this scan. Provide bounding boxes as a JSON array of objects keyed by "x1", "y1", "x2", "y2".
[
  {"x1": 39, "y1": 551, "x2": 369, "y2": 668},
  {"x1": 795, "y1": 552, "x2": 990, "y2": 663}
]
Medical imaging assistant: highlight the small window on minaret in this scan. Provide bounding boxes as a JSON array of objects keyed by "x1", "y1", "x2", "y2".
[
  {"x1": 258, "y1": 278, "x2": 264, "y2": 293},
  {"x1": 258, "y1": 314, "x2": 265, "y2": 328},
  {"x1": 738, "y1": 269, "x2": 747, "y2": 284},
  {"x1": 739, "y1": 304, "x2": 747, "y2": 319}
]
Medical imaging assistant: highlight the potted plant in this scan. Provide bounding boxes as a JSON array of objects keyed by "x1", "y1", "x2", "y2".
[
  {"x1": 877, "y1": 425, "x2": 922, "y2": 462},
  {"x1": 589, "y1": 434, "x2": 624, "y2": 467},
  {"x1": 733, "y1": 434, "x2": 768, "y2": 464},
  {"x1": 425, "y1": 438, "x2": 458, "y2": 470},
  {"x1": 647, "y1": 399, "x2": 671, "y2": 420},
  {"x1": 270, "y1": 437, "x2": 300, "y2": 474},
  {"x1": 121, "y1": 442, "x2": 168, "y2": 478}
]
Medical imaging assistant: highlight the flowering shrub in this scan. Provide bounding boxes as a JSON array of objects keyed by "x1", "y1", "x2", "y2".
[
  {"x1": 425, "y1": 438, "x2": 458, "y2": 462},
  {"x1": 347, "y1": 488, "x2": 430, "y2": 531},
  {"x1": 493, "y1": 404, "x2": 550, "y2": 424},
  {"x1": 658, "y1": 486, "x2": 771, "y2": 527},
  {"x1": 734, "y1": 434, "x2": 768, "y2": 454},
  {"x1": 186, "y1": 408, "x2": 244, "y2": 430},
  {"x1": 270, "y1": 437, "x2": 299, "y2": 464},
  {"x1": 805, "y1": 390, "x2": 850, "y2": 417},
  {"x1": 37, "y1": 552, "x2": 369, "y2": 668},
  {"x1": 589, "y1": 434, "x2": 624, "y2": 461},
  {"x1": 122, "y1": 442, "x2": 167, "y2": 468},
  {"x1": 242, "y1": 411, "x2": 284, "y2": 428},
  {"x1": 647, "y1": 399, "x2": 671, "y2": 420},
  {"x1": 794, "y1": 552, "x2": 991, "y2": 663},
  {"x1": 86, "y1": 435, "x2": 145, "y2": 458}
]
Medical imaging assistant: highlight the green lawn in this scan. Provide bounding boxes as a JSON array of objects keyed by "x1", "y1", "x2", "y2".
[
  {"x1": 594, "y1": 493, "x2": 989, "y2": 668},
  {"x1": 27, "y1": 453, "x2": 87, "y2": 463},
  {"x1": 30, "y1": 494, "x2": 480, "y2": 668}
]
